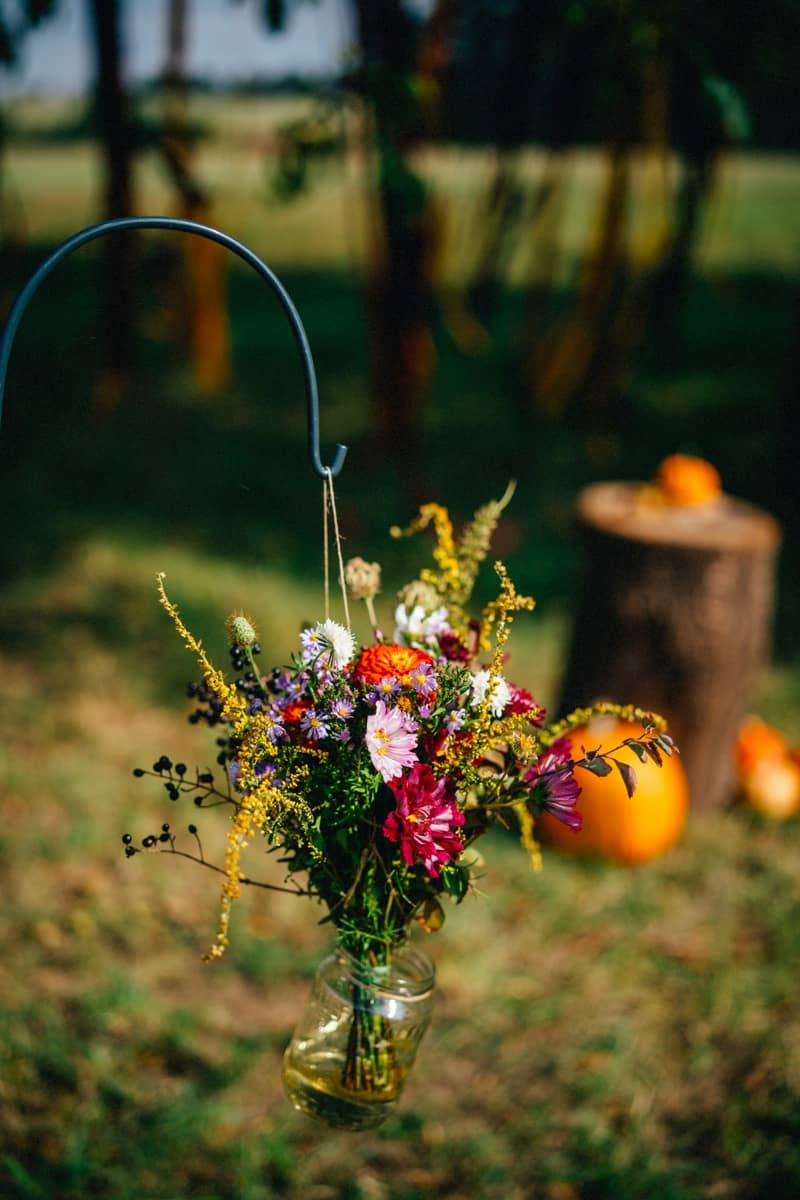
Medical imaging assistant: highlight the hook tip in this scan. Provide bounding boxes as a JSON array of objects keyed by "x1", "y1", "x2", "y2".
[{"x1": 326, "y1": 443, "x2": 348, "y2": 478}]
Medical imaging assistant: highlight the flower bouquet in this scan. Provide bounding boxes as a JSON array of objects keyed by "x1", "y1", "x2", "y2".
[{"x1": 126, "y1": 487, "x2": 674, "y2": 1129}]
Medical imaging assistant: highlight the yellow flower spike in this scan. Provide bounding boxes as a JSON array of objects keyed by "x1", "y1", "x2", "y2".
[
  {"x1": 391, "y1": 502, "x2": 463, "y2": 622},
  {"x1": 514, "y1": 801, "x2": 542, "y2": 874},
  {"x1": 473, "y1": 561, "x2": 534, "y2": 738},
  {"x1": 454, "y1": 481, "x2": 517, "y2": 607},
  {"x1": 543, "y1": 701, "x2": 668, "y2": 746},
  {"x1": 391, "y1": 489, "x2": 521, "y2": 637},
  {"x1": 157, "y1": 574, "x2": 238, "y2": 711},
  {"x1": 203, "y1": 777, "x2": 317, "y2": 962},
  {"x1": 203, "y1": 797, "x2": 256, "y2": 962}
]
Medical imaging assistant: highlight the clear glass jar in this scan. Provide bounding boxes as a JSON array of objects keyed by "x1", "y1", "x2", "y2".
[{"x1": 282, "y1": 941, "x2": 435, "y2": 1130}]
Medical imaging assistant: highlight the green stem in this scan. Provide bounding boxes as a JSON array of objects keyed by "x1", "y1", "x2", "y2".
[
  {"x1": 341, "y1": 982, "x2": 397, "y2": 1095},
  {"x1": 245, "y1": 646, "x2": 268, "y2": 698}
]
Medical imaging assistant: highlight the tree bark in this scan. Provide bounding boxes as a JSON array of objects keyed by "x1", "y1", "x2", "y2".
[
  {"x1": 87, "y1": 0, "x2": 136, "y2": 412},
  {"x1": 161, "y1": 0, "x2": 230, "y2": 394},
  {"x1": 353, "y1": 0, "x2": 440, "y2": 496},
  {"x1": 557, "y1": 482, "x2": 782, "y2": 811}
]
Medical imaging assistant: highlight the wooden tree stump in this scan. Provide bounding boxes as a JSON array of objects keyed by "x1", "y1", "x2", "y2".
[{"x1": 557, "y1": 483, "x2": 782, "y2": 811}]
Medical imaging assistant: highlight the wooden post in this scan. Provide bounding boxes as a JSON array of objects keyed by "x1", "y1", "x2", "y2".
[{"x1": 557, "y1": 483, "x2": 782, "y2": 811}]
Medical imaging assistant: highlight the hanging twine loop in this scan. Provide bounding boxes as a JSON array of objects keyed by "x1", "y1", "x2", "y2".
[
  {"x1": 324, "y1": 467, "x2": 351, "y2": 632},
  {"x1": 322, "y1": 476, "x2": 331, "y2": 621}
]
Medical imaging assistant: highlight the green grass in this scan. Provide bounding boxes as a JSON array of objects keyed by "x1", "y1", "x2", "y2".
[
  {"x1": 1, "y1": 100, "x2": 799, "y2": 1197},
  {"x1": 1, "y1": 535, "x2": 799, "y2": 1199}
]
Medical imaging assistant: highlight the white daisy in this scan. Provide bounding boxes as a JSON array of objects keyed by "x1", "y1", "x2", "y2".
[
  {"x1": 470, "y1": 669, "x2": 511, "y2": 717},
  {"x1": 300, "y1": 619, "x2": 356, "y2": 670}
]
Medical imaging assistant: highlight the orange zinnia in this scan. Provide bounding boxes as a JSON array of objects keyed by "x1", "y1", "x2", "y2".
[
  {"x1": 354, "y1": 643, "x2": 434, "y2": 687},
  {"x1": 283, "y1": 699, "x2": 312, "y2": 724}
]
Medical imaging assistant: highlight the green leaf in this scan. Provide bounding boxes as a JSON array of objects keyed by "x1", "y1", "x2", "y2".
[
  {"x1": 655, "y1": 734, "x2": 675, "y2": 757},
  {"x1": 577, "y1": 756, "x2": 613, "y2": 777},
  {"x1": 439, "y1": 864, "x2": 469, "y2": 900},
  {"x1": 613, "y1": 758, "x2": 637, "y2": 798},
  {"x1": 643, "y1": 742, "x2": 663, "y2": 768},
  {"x1": 624, "y1": 739, "x2": 649, "y2": 764}
]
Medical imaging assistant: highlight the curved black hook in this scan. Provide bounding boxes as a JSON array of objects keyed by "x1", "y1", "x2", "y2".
[{"x1": 0, "y1": 216, "x2": 347, "y2": 479}]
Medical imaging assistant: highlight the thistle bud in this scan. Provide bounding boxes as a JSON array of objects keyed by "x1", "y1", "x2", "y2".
[
  {"x1": 226, "y1": 613, "x2": 258, "y2": 648},
  {"x1": 344, "y1": 557, "x2": 382, "y2": 602},
  {"x1": 397, "y1": 579, "x2": 439, "y2": 612}
]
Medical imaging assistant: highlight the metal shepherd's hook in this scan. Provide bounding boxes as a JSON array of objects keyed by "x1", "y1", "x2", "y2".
[{"x1": 0, "y1": 216, "x2": 347, "y2": 480}]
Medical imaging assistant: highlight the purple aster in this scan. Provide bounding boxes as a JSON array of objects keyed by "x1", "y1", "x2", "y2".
[
  {"x1": 330, "y1": 696, "x2": 355, "y2": 721},
  {"x1": 409, "y1": 659, "x2": 437, "y2": 697},
  {"x1": 270, "y1": 670, "x2": 294, "y2": 696},
  {"x1": 299, "y1": 626, "x2": 327, "y2": 662},
  {"x1": 229, "y1": 758, "x2": 279, "y2": 791},
  {"x1": 255, "y1": 759, "x2": 278, "y2": 781},
  {"x1": 272, "y1": 672, "x2": 309, "y2": 710},
  {"x1": 300, "y1": 708, "x2": 329, "y2": 741},
  {"x1": 262, "y1": 708, "x2": 288, "y2": 744},
  {"x1": 445, "y1": 707, "x2": 466, "y2": 733},
  {"x1": 285, "y1": 674, "x2": 308, "y2": 700},
  {"x1": 376, "y1": 675, "x2": 400, "y2": 700}
]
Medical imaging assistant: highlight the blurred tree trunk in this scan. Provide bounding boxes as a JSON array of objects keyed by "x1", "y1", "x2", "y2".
[
  {"x1": 87, "y1": 0, "x2": 136, "y2": 414},
  {"x1": 0, "y1": 111, "x2": 25, "y2": 313},
  {"x1": 528, "y1": 144, "x2": 631, "y2": 420},
  {"x1": 353, "y1": 0, "x2": 440, "y2": 495},
  {"x1": 161, "y1": 0, "x2": 231, "y2": 394},
  {"x1": 558, "y1": 483, "x2": 782, "y2": 811},
  {"x1": 768, "y1": 293, "x2": 800, "y2": 656}
]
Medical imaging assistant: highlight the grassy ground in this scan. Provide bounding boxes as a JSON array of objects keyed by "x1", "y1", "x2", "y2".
[
  {"x1": 1, "y1": 98, "x2": 799, "y2": 1197},
  {"x1": 1, "y1": 539, "x2": 799, "y2": 1200},
  {"x1": 1, "y1": 539, "x2": 800, "y2": 1199}
]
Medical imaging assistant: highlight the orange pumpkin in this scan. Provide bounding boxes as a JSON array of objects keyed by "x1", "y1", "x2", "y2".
[
  {"x1": 656, "y1": 454, "x2": 721, "y2": 506},
  {"x1": 537, "y1": 716, "x2": 689, "y2": 865}
]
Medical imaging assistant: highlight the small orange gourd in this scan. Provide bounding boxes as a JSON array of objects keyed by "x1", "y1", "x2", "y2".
[
  {"x1": 734, "y1": 717, "x2": 788, "y2": 775},
  {"x1": 734, "y1": 717, "x2": 800, "y2": 821},
  {"x1": 538, "y1": 716, "x2": 689, "y2": 865},
  {"x1": 656, "y1": 454, "x2": 721, "y2": 506}
]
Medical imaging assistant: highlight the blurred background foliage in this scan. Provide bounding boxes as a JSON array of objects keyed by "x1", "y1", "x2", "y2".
[
  {"x1": 1, "y1": 2, "x2": 799, "y2": 1197},
  {"x1": 1, "y1": 0, "x2": 798, "y2": 636}
]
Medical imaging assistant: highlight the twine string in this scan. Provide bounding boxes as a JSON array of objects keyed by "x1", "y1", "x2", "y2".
[
  {"x1": 322, "y1": 476, "x2": 331, "y2": 621},
  {"x1": 325, "y1": 467, "x2": 351, "y2": 632}
]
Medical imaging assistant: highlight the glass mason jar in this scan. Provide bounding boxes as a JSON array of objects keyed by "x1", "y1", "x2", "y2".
[{"x1": 282, "y1": 941, "x2": 435, "y2": 1130}]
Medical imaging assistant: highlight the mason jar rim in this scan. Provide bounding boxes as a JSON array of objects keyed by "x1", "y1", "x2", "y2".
[{"x1": 334, "y1": 941, "x2": 436, "y2": 997}]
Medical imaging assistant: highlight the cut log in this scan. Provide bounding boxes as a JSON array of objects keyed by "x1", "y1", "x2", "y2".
[{"x1": 557, "y1": 482, "x2": 782, "y2": 811}]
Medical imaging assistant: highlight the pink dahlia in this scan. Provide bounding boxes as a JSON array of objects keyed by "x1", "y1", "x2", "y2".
[
  {"x1": 383, "y1": 763, "x2": 465, "y2": 877},
  {"x1": 365, "y1": 700, "x2": 418, "y2": 782},
  {"x1": 507, "y1": 685, "x2": 544, "y2": 725},
  {"x1": 525, "y1": 736, "x2": 583, "y2": 831}
]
